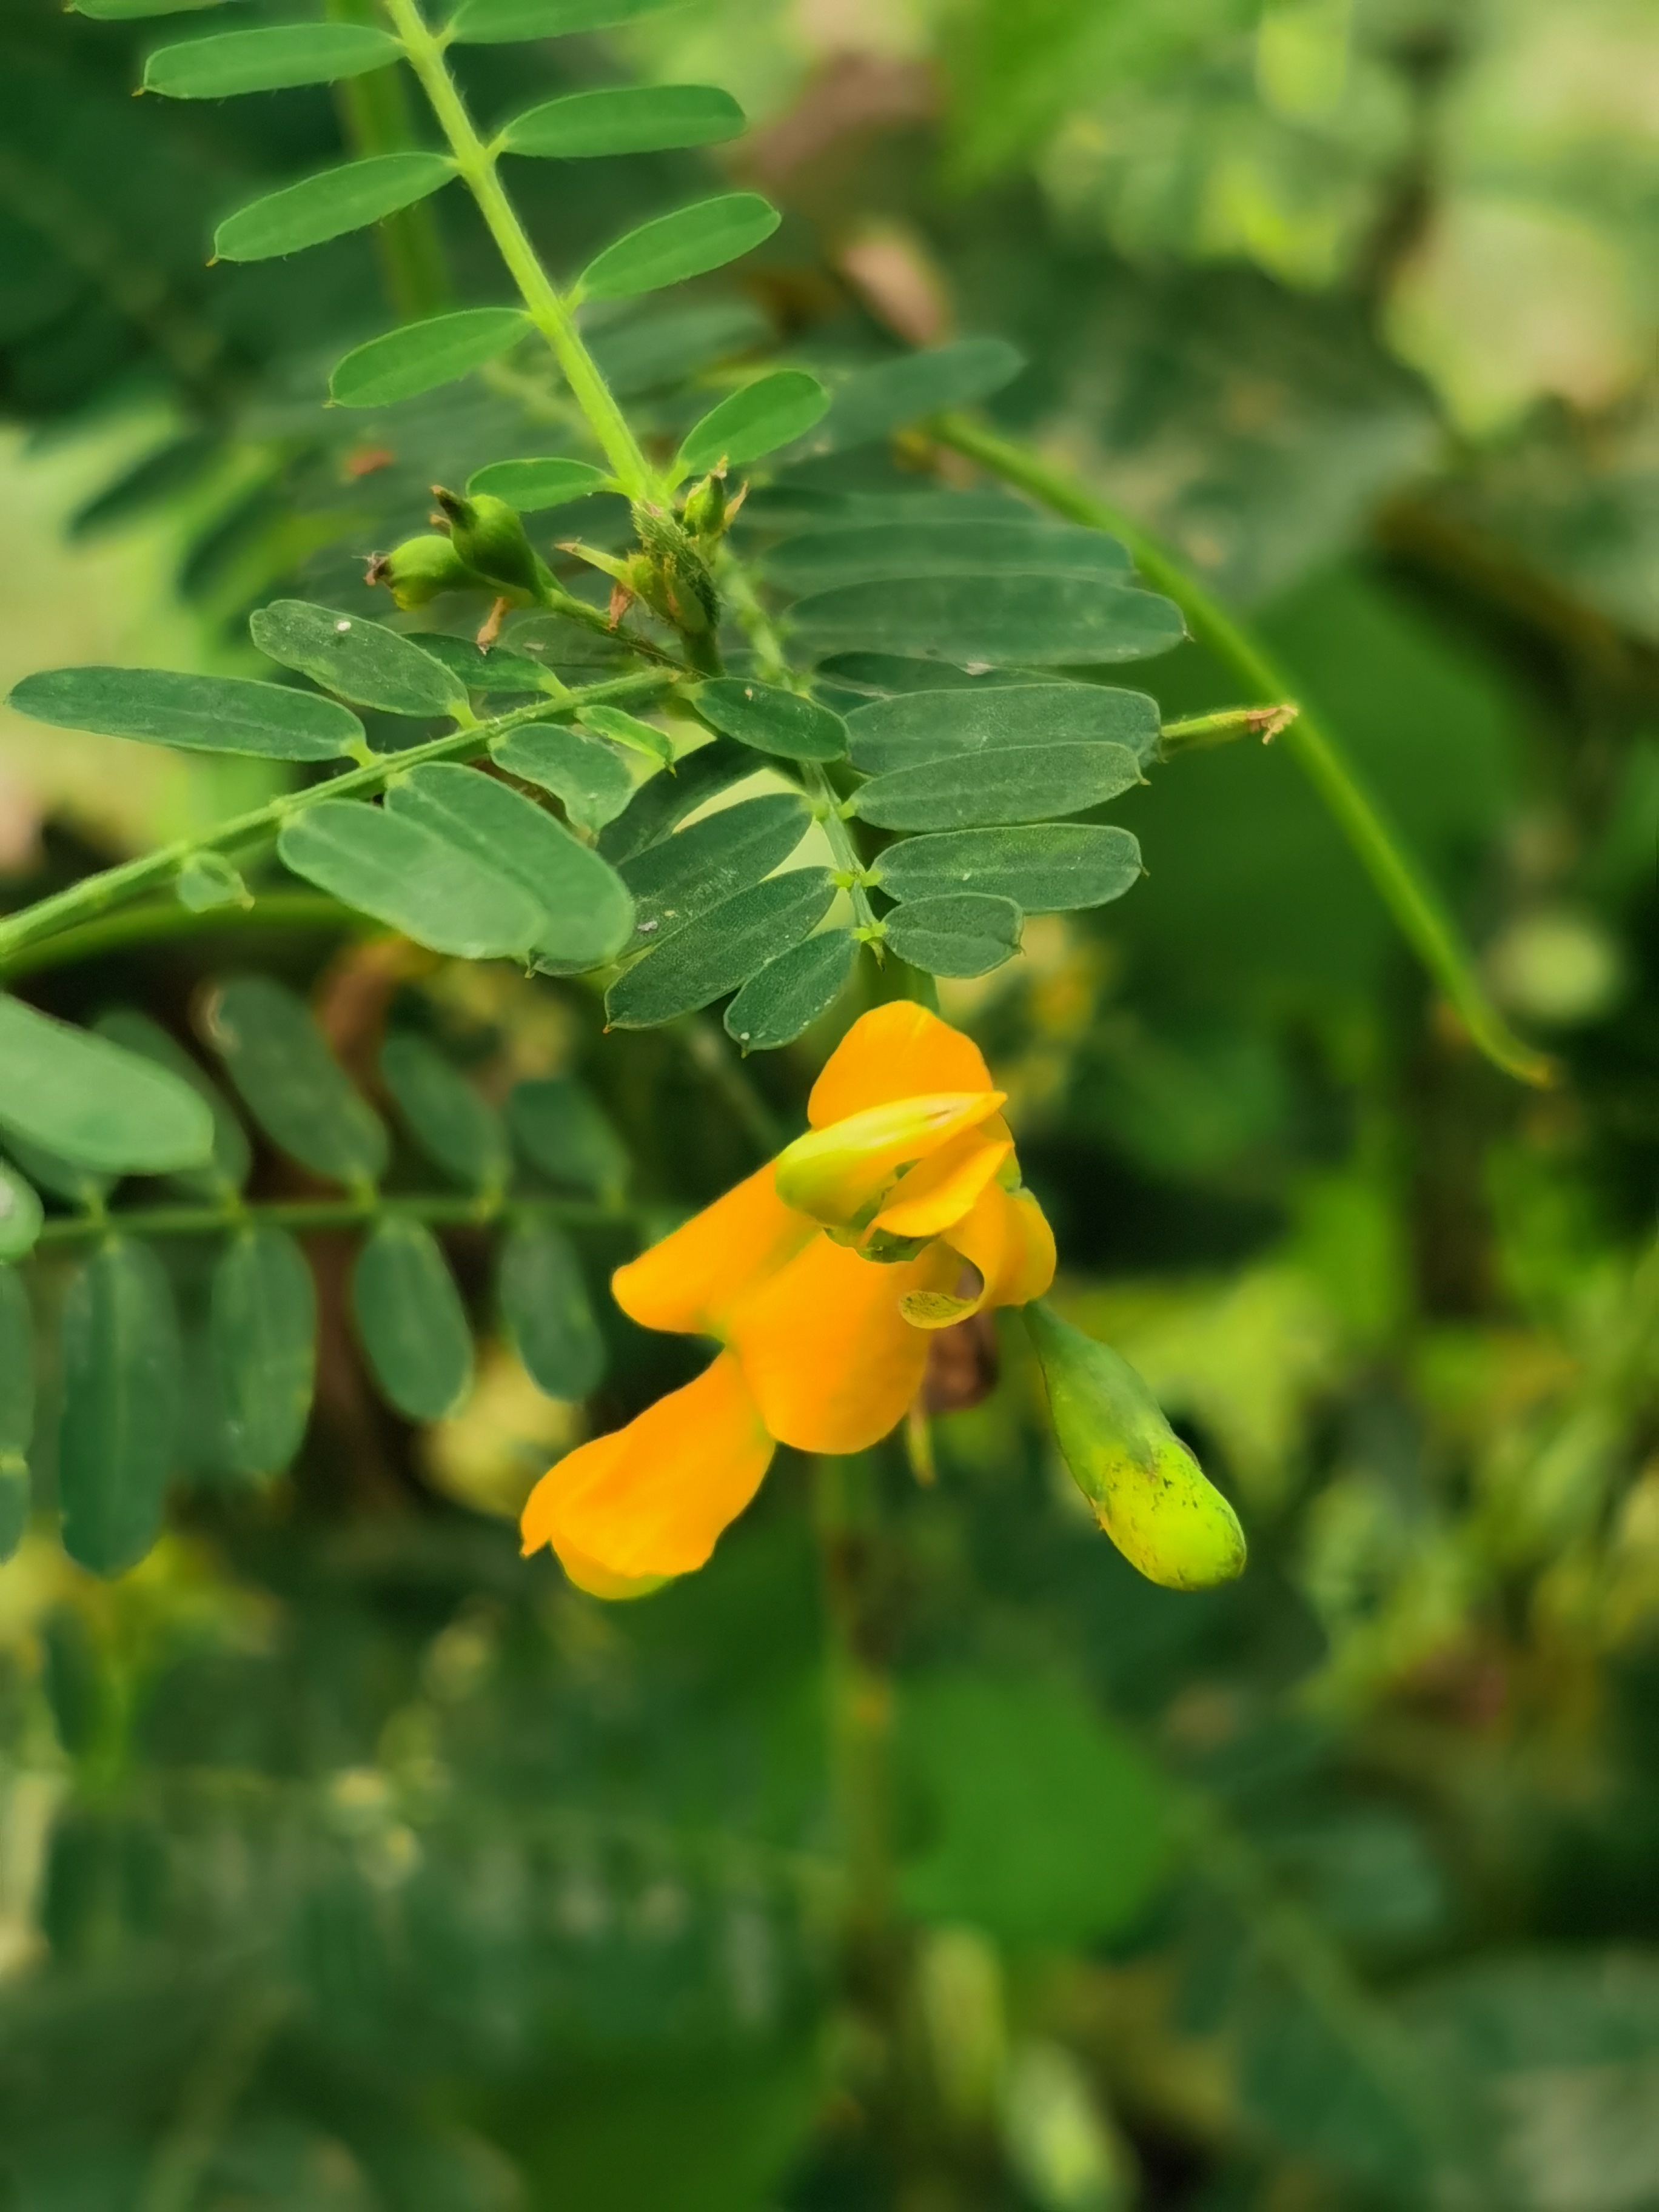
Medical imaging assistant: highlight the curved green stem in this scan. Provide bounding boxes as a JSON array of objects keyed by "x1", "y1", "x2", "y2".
[
  {"x1": 0, "y1": 669, "x2": 671, "y2": 971},
  {"x1": 0, "y1": 893, "x2": 358, "y2": 985},
  {"x1": 381, "y1": 0, "x2": 654, "y2": 501},
  {"x1": 932, "y1": 412, "x2": 1556, "y2": 1090},
  {"x1": 327, "y1": 0, "x2": 451, "y2": 320}
]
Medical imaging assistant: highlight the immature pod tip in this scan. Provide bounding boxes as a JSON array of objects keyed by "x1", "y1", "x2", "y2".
[
  {"x1": 431, "y1": 485, "x2": 546, "y2": 600},
  {"x1": 1024, "y1": 1300, "x2": 1245, "y2": 1590}
]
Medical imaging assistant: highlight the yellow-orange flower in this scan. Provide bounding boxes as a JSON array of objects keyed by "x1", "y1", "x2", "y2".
[{"x1": 521, "y1": 1002, "x2": 1055, "y2": 1598}]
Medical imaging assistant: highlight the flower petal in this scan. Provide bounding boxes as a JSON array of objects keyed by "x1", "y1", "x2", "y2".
[
  {"x1": 612, "y1": 1162, "x2": 816, "y2": 1337},
  {"x1": 944, "y1": 1184, "x2": 1056, "y2": 1313},
  {"x1": 725, "y1": 1234, "x2": 956, "y2": 1453},
  {"x1": 776, "y1": 1090, "x2": 1005, "y2": 1227},
  {"x1": 809, "y1": 1002, "x2": 996, "y2": 1127},
  {"x1": 520, "y1": 1351, "x2": 774, "y2": 1586},
  {"x1": 873, "y1": 1121, "x2": 1013, "y2": 1239}
]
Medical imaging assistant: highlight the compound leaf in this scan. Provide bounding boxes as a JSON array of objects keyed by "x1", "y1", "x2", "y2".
[
  {"x1": 58, "y1": 1240, "x2": 181, "y2": 1577},
  {"x1": 789, "y1": 339, "x2": 1024, "y2": 459},
  {"x1": 499, "y1": 1222, "x2": 605, "y2": 1399},
  {"x1": 213, "y1": 152, "x2": 454, "y2": 263},
  {"x1": 577, "y1": 193, "x2": 780, "y2": 301},
  {"x1": 380, "y1": 1033, "x2": 510, "y2": 1191},
  {"x1": 0, "y1": 997, "x2": 212, "y2": 1175},
  {"x1": 492, "y1": 723, "x2": 635, "y2": 836},
  {"x1": 724, "y1": 930, "x2": 856, "y2": 1052},
  {"x1": 466, "y1": 457, "x2": 608, "y2": 511},
  {"x1": 352, "y1": 1218, "x2": 473, "y2": 1422},
  {"x1": 449, "y1": 0, "x2": 674, "y2": 41},
  {"x1": 200, "y1": 975, "x2": 389, "y2": 1187},
  {"x1": 694, "y1": 679, "x2": 846, "y2": 762},
  {"x1": 144, "y1": 22, "x2": 401, "y2": 98},
  {"x1": 211, "y1": 1227, "x2": 317, "y2": 1478},
  {"x1": 882, "y1": 893, "x2": 1022, "y2": 977},
  {"x1": 503, "y1": 84, "x2": 743, "y2": 159},
  {"x1": 767, "y1": 520, "x2": 1134, "y2": 594},
  {"x1": 617, "y1": 792, "x2": 810, "y2": 945},
  {"x1": 93, "y1": 1008, "x2": 252, "y2": 1197},
  {"x1": 508, "y1": 1078, "x2": 629, "y2": 1199},
  {"x1": 7, "y1": 666, "x2": 363, "y2": 762},
  {"x1": 279, "y1": 800, "x2": 545, "y2": 960},
  {"x1": 677, "y1": 370, "x2": 829, "y2": 480},
  {"x1": 792, "y1": 575, "x2": 1187, "y2": 666},
  {"x1": 330, "y1": 307, "x2": 531, "y2": 407},
  {"x1": 874, "y1": 825, "x2": 1143, "y2": 912},
  {"x1": 250, "y1": 599, "x2": 466, "y2": 717},
  {"x1": 606, "y1": 868, "x2": 837, "y2": 1028},
  {"x1": 853, "y1": 741, "x2": 1142, "y2": 831},
  {"x1": 846, "y1": 682, "x2": 1160, "y2": 773}
]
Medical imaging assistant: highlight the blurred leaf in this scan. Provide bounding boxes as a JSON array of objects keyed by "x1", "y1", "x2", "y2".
[
  {"x1": 846, "y1": 680, "x2": 1160, "y2": 773},
  {"x1": 0, "y1": 1131, "x2": 110, "y2": 1208},
  {"x1": 499, "y1": 1221, "x2": 605, "y2": 1399},
  {"x1": 677, "y1": 372, "x2": 829, "y2": 479},
  {"x1": 794, "y1": 576, "x2": 1186, "y2": 666},
  {"x1": 899, "y1": 1669, "x2": 1170, "y2": 1945},
  {"x1": 250, "y1": 600, "x2": 466, "y2": 718},
  {"x1": 725, "y1": 930, "x2": 856, "y2": 1051},
  {"x1": 617, "y1": 792, "x2": 811, "y2": 943},
  {"x1": 883, "y1": 893, "x2": 1022, "y2": 977},
  {"x1": 504, "y1": 84, "x2": 745, "y2": 160},
  {"x1": 0, "y1": 1266, "x2": 31, "y2": 1563},
  {"x1": 789, "y1": 339, "x2": 1025, "y2": 458},
  {"x1": 577, "y1": 703, "x2": 675, "y2": 769},
  {"x1": 279, "y1": 800, "x2": 545, "y2": 960},
  {"x1": 173, "y1": 852, "x2": 252, "y2": 911},
  {"x1": 507, "y1": 1078, "x2": 628, "y2": 1198},
  {"x1": 213, "y1": 153, "x2": 455, "y2": 263},
  {"x1": 577, "y1": 194, "x2": 780, "y2": 301},
  {"x1": 605, "y1": 869, "x2": 837, "y2": 1028},
  {"x1": 0, "y1": 998, "x2": 213, "y2": 1175},
  {"x1": 694, "y1": 680, "x2": 846, "y2": 763},
  {"x1": 587, "y1": 299, "x2": 771, "y2": 397},
  {"x1": 768, "y1": 520, "x2": 1133, "y2": 594},
  {"x1": 854, "y1": 741, "x2": 1141, "y2": 831},
  {"x1": 874, "y1": 825, "x2": 1142, "y2": 911},
  {"x1": 201, "y1": 974, "x2": 389, "y2": 1186},
  {"x1": 354, "y1": 1219, "x2": 474, "y2": 1422},
  {"x1": 330, "y1": 309, "x2": 531, "y2": 407},
  {"x1": 93, "y1": 1008, "x2": 252, "y2": 1197},
  {"x1": 0, "y1": 1163, "x2": 43, "y2": 1263},
  {"x1": 58, "y1": 1240, "x2": 181, "y2": 1575},
  {"x1": 493, "y1": 724, "x2": 635, "y2": 835},
  {"x1": 142, "y1": 22, "x2": 402, "y2": 97},
  {"x1": 211, "y1": 1226, "x2": 317, "y2": 1478},
  {"x1": 466, "y1": 457, "x2": 609, "y2": 510},
  {"x1": 384, "y1": 761, "x2": 635, "y2": 967},
  {"x1": 381, "y1": 1034, "x2": 511, "y2": 1191},
  {"x1": 6, "y1": 666, "x2": 363, "y2": 761}
]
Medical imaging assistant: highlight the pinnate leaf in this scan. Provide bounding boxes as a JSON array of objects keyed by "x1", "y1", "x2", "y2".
[
  {"x1": 792, "y1": 339, "x2": 1024, "y2": 459},
  {"x1": 279, "y1": 800, "x2": 545, "y2": 960},
  {"x1": 449, "y1": 0, "x2": 674, "y2": 40},
  {"x1": 577, "y1": 193, "x2": 780, "y2": 301},
  {"x1": 677, "y1": 370, "x2": 829, "y2": 479},
  {"x1": 330, "y1": 308, "x2": 530, "y2": 407},
  {"x1": 767, "y1": 519, "x2": 1134, "y2": 594},
  {"x1": 212, "y1": 1227, "x2": 317, "y2": 1478},
  {"x1": 503, "y1": 84, "x2": 744, "y2": 159},
  {"x1": 250, "y1": 600, "x2": 466, "y2": 717},
  {"x1": 144, "y1": 22, "x2": 401, "y2": 98},
  {"x1": 7, "y1": 665, "x2": 363, "y2": 761},
  {"x1": 213, "y1": 152, "x2": 454, "y2": 263},
  {"x1": 58, "y1": 1241, "x2": 181, "y2": 1577},
  {"x1": 694, "y1": 679, "x2": 846, "y2": 762},
  {"x1": 875, "y1": 825, "x2": 1143, "y2": 913},
  {"x1": 853, "y1": 742, "x2": 1142, "y2": 831},
  {"x1": 380, "y1": 1034, "x2": 510, "y2": 1192},
  {"x1": 384, "y1": 762, "x2": 634, "y2": 968},
  {"x1": 606, "y1": 870, "x2": 837, "y2": 1029},
  {"x1": 508, "y1": 1079, "x2": 628, "y2": 1199},
  {"x1": 499, "y1": 1223, "x2": 605, "y2": 1399},
  {"x1": 0, "y1": 997, "x2": 213, "y2": 1175},
  {"x1": 93, "y1": 1008, "x2": 252, "y2": 1196},
  {"x1": 793, "y1": 575, "x2": 1187, "y2": 666},
  {"x1": 494, "y1": 723, "x2": 635, "y2": 836},
  {"x1": 466, "y1": 457, "x2": 608, "y2": 511},
  {"x1": 882, "y1": 893, "x2": 1022, "y2": 977},
  {"x1": 200, "y1": 975, "x2": 388, "y2": 1187},
  {"x1": 724, "y1": 930, "x2": 856, "y2": 1051},
  {"x1": 353, "y1": 1219, "x2": 472, "y2": 1422},
  {"x1": 846, "y1": 681, "x2": 1160, "y2": 773},
  {"x1": 618, "y1": 792, "x2": 810, "y2": 944}
]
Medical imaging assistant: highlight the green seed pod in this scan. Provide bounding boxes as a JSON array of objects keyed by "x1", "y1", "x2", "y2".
[
  {"x1": 366, "y1": 534, "x2": 482, "y2": 609},
  {"x1": 431, "y1": 486, "x2": 549, "y2": 599},
  {"x1": 1024, "y1": 1301, "x2": 1245, "y2": 1590}
]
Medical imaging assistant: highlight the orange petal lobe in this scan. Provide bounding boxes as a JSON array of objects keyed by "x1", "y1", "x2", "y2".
[
  {"x1": 726, "y1": 1236, "x2": 956, "y2": 1453},
  {"x1": 612, "y1": 1163, "x2": 816, "y2": 1337},
  {"x1": 809, "y1": 1002, "x2": 996, "y2": 1127},
  {"x1": 945, "y1": 1184, "x2": 1056, "y2": 1313},
  {"x1": 520, "y1": 1352, "x2": 774, "y2": 1586},
  {"x1": 873, "y1": 1122, "x2": 1013, "y2": 1239}
]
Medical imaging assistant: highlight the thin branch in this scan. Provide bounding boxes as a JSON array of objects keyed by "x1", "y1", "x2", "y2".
[{"x1": 32, "y1": 1189, "x2": 642, "y2": 1249}]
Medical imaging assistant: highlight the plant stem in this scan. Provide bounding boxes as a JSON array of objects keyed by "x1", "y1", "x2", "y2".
[
  {"x1": 0, "y1": 670, "x2": 670, "y2": 970},
  {"x1": 932, "y1": 412, "x2": 1557, "y2": 1090},
  {"x1": 33, "y1": 1189, "x2": 638, "y2": 1248},
  {"x1": 0, "y1": 893, "x2": 359, "y2": 985},
  {"x1": 327, "y1": 0, "x2": 451, "y2": 320},
  {"x1": 381, "y1": 0, "x2": 654, "y2": 501}
]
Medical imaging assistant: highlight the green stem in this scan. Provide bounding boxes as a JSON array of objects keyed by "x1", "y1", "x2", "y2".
[
  {"x1": 933, "y1": 412, "x2": 1556, "y2": 1090},
  {"x1": 33, "y1": 1189, "x2": 638, "y2": 1248},
  {"x1": 382, "y1": 0, "x2": 654, "y2": 500},
  {"x1": 0, "y1": 669, "x2": 670, "y2": 970},
  {"x1": 327, "y1": 0, "x2": 451, "y2": 320},
  {"x1": 0, "y1": 893, "x2": 358, "y2": 985}
]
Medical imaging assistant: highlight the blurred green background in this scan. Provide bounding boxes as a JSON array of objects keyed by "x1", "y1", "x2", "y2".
[{"x1": 5, "y1": 0, "x2": 1659, "y2": 2206}]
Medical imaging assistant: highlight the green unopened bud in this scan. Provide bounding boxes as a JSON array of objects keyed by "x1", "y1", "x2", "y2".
[
  {"x1": 366, "y1": 534, "x2": 482, "y2": 609},
  {"x1": 681, "y1": 468, "x2": 730, "y2": 541},
  {"x1": 1025, "y1": 1301, "x2": 1246, "y2": 1590},
  {"x1": 431, "y1": 486, "x2": 548, "y2": 598}
]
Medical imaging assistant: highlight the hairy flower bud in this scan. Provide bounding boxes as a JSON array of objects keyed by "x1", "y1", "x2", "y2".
[
  {"x1": 365, "y1": 534, "x2": 483, "y2": 609},
  {"x1": 1025, "y1": 1302, "x2": 1246, "y2": 1590},
  {"x1": 431, "y1": 486, "x2": 550, "y2": 599}
]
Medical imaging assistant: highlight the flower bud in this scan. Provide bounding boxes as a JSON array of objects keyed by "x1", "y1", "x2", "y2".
[
  {"x1": 366, "y1": 534, "x2": 481, "y2": 609},
  {"x1": 1024, "y1": 1302, "x2": 1245, "y2": 1590},
  {"x1": 681, "y1": 468, "x2": 731, "y2": 542},
  {"x1": 632, "y1": 504, "x2": 720, "y2": 635},
  {"x1": 431, "y1": 486, "x2": 549, "y2": 599},
  {"x1": 775, "y1": 1091, "x2": 1007, "y2": 1228}
]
